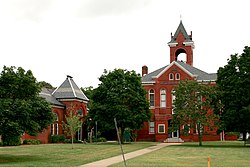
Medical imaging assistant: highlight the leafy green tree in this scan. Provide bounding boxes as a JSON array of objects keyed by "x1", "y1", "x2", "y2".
[
  {"x1": 171, "y1": 80, "x2": 218, "y2": 146},
  {"x1": 0, "y1": 66, "x2": 54, "y2": 145},
  {"x1": 81, "y1": 86, "x2": 94, "y2": 109},
  {"x1": 63, "y1": 104, "x2": 83, "y2": 149},
  {"x1": 88, "y1": 69, "x2": 151, "y2": 143},
  {"x1": 217, "y1": 46, "x2": 250, "y2": 141},
  {"x1": 38, "y1": 81, "x2": 54, "y2": 89}
]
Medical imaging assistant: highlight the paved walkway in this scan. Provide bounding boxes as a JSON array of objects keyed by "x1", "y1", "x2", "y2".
[{"x1": 79, "y1": 143, "x2": 181, "y2": 167}]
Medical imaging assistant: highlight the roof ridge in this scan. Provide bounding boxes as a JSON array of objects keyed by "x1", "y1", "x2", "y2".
[{"x1": 68, "y1": 77, "x2": 77, "y2": 98}]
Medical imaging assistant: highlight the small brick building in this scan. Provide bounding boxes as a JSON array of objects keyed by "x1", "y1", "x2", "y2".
[
  {"x1": 23, "y1": 75, "x2": 89, "y2": 144},
  {"x1": 137, "y1": 21, "x2": 221, "y2": 142}
]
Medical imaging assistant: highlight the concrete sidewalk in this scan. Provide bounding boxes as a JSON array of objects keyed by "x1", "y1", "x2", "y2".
[{"x1": 79, "y1": 143, "x2": 181, "y2": 167}]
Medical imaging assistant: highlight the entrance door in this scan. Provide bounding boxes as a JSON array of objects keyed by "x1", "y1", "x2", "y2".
[
  {"x1": 172, "y1": 130, "x2": 179, "y2": 138},
  {"x1": 168, "y1": 119, "x2": 179, "y2": 138}
]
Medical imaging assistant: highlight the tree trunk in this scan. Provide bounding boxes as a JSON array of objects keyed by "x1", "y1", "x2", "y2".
[
  {"x1": 71, "y1": 135, "x2": 74, "y2": 149},
  {"x1": 197, "y1": 123, "x2": 202, "y2": 146},
  {"x1": 120, "y1": 127, "x2": 125, "y2": 144},
  {"x1": 243, "y1": 131, "x2": 246, "y2": 141}
]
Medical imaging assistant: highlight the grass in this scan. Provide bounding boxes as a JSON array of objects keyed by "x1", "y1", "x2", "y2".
[
  {"x1": 110, "y1": 141, "x2": 250, "y2": 167},
  {"x1": 0, "y1": 142, "x2": 157, "y2": 167}
]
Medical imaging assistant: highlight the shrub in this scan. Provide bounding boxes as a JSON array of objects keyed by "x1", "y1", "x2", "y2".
[
  {"x1": 2, "y1": 135, "x2": 21, "y2": 146},
  {"x1": 23, "y1": 139, "x2": 41, "y2": 145},
  {"x1": 58, "y1": 135, "x2": 66, "y2": 143},
  {"x1": 93, "y1": 137, "x2": 107, "y2": 142},
  {"x1": 64, "y1": 138, "x2": 82, "y2": 143},
  {"x1": 49, "y1": 135, "x2": 59, "y2": 143}
]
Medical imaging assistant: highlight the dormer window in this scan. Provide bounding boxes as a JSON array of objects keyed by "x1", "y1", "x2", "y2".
[
  {"x1": 176, "y1": 73, "x2": 180, "y2": 80},
  {"x1": 169, "y1": 73, "x2": 174, "y2": 80}
]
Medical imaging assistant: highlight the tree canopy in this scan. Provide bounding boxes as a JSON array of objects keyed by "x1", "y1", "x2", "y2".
[
  {"x1": 171, "y1": 80, "x2": 218, "y2": 146},
  {"x1": 217, "y1": 46, "x2": 250, "y2": 140},
  {"x1": 0, "y1": 66, "x2": 54, "y2": 145},
  {"x1": 88, "y1": 69, "x2": 151, "y2": 142}
]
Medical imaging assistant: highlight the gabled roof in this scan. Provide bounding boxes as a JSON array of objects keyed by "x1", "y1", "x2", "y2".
[
  {"x1": 168, "y1": 21, "x2": 193, "y2": 44},
  {"x1": 40, "y1": 88, "x2": 65, "y2": 107},
  {"x1": 141, "y1": 61, "x2": 217, "y2": 83},
  {"x1": 52, "y1": 75, "x2": 89, "y2": 101}
]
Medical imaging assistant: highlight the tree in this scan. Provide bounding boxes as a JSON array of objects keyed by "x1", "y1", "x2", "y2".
[
  {"x1": 88, "y1": 69, "x2": 151, "y2": 143},
  {"x1": 38, "y1": 81, "x2": 54, "y2": 89},
  {"x1": 81, "y1": 86, "x2": 94, "y2": 109},
  {"x1": 171, "y1": 80, "x2": 218, "y2": 146},
  {"x1": 217, "y1": 46, "x2": 250, "y2": 141},
  {"x1": 63, "y1": 104, "x2": 83, "y2": 149},
  {"x1": 0, "y1": 66, "x2": 54, "y2": 145}
]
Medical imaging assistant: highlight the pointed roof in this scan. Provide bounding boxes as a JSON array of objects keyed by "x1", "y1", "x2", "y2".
[
  {"x1": 40, "y1": 88, "x2": 65, "y2": 107},
  {"x1": 141, "y1": 61, "x2": 217, "y2": 84},
  {"x1": 168, "y1": 21, "x2": 193, "y2": 44},
  {"x1": 52, "y1": 75, "x2": 89, "y2": 101}
]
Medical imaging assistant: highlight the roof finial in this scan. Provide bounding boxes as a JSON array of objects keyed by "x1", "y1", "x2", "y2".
[{"x1": 180, "y1": 14, "x2": 182, "y2": 22}]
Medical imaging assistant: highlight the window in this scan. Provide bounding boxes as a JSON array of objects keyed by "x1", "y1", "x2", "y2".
[
  {"x1": 182, "y1": 124, "x2": 190, "y2": 134},
  {"x1": 160, "y1": 89, "x2": 166, "y2": 108},
  {"x1": 51, "y1": 113, "x2": 59, "y2": 136},
  {"x1": 149, "y1": 89, "x2": 155, "y2": 107},
  {"x1": 169, "y1": 73, "x2": 174, "y2": 80},
  {"x1": 158, "y1": 124, "x2": 165, "y2": 133},
  {"x1": 194, "y1": 123, "x2": 203, "y2": 134},
  {"x1": 172, "y1": 90, "x2": 176, "y2": 114},
  {"x1": 149, "y1": 122, "x2": 155, "y2": 134},
  {"x1": 78, "y1": 109, "x2": 83, "y2": 116},
  {"x1": 175, "y1": 73, "x2": 180, "y2": 80}
]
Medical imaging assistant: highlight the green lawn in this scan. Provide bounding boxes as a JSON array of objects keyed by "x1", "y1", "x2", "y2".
[
  {"x1": 0, "y1": 142, "x2": 157, "y2": 167},
  {"x1": 110, "y1": 141, "x2": 250, "y2": 167}
]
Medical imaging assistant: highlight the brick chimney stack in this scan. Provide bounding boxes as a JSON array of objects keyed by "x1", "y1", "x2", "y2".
[{"x1": 142, "y1": 65, "x2": 148, "y2": 76}]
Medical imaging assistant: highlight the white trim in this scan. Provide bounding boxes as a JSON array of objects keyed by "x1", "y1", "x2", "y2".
[
  {"x1": 68, "y1": 77, "x2": 77, "y2": 98},
  {"x1": 169, "y1": 73, "x2": 174, "y2": 80},
  {"x1": 58, "y1": 99, "x2": 88, "y2": 103},
  {"x1": 156, "y1": 61, "x2": 194, "y2": 79},
  {"x1": 149, "y1": 121, "x2": 155, "y2": 134},
  {"x1": 160, "y1": 89, "x2": 166, "y2": 108},
  {"x1": 175, "y1": 73, "x2": 180, "y2": 80},
  {"x1": 158, "y1": 124, "x2": 165, "y2": 133},
  {"x1": 168, "y1": 42, "x2": 178, "y2": 47}
]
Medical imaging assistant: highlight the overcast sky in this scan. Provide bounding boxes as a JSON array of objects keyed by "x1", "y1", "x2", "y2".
[{"x1": 0, "y1": 0, "x2": 249, "y2": 88}]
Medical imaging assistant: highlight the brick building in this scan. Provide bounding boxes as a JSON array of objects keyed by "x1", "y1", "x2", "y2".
[
  {"x1": 137, "y1": 21, "x2": 221, "y2": 142},
  {"x1": 22, "y1": 75, "x2": 89, "y2": 144}
]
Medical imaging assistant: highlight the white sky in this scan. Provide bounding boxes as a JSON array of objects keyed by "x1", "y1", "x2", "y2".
[{"x1": 0, "y1": 0, "x2": 249, "y2": 88}]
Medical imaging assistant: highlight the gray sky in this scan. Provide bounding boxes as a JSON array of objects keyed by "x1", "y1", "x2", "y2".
[{"x1": 0, "y1": 0, "x2": 249, "y2": 88}]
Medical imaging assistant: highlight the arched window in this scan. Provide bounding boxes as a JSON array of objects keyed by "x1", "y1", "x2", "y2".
[
  {"x1": 172, "y1": 90, "x2": 176, "y2": 114},
  {"x1": 169, "y1": 73, "x2": 174, "y2": 80},
  {"x1": 175, "y1": 73, "x2": 180, "y2": 80},
  {"x1": 149, "y1": 89, "x2": 155, "y2": 107},
  {"x1": 51, "y1": 113, "x2": 59, "y2": 136},
  {"x1": 78, "y1": 109, "x2": 83, "y2": 116},
  {"x1": 160, "y1": 89, "x2": 166, "y2": 108}
]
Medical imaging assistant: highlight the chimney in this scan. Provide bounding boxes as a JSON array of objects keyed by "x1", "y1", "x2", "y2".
[{"x1": 142, "y1": 65, "x2": 148, "y2": 76}]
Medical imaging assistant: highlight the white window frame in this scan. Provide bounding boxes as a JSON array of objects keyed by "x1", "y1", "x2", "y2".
[
  {"x1": 182, "y1": 124, "x2": 190, "y2": 134},
  {"x1": 175, "y1": 73, "x2": 180, "y2": 80},
  {"x1": 160, "y1": 89, "x2": 166, "y2": 108},
  {"x1": 172, "y1": 90, "x2": 176, "y2": 114},
  {"x1": 149, "y1": 122, "x2": 155, "y2": 134},
  {"x1": 158, "y1": 124, "x2": 165, "y2": 134},
  {"x1": 51, "y1": 113, "x2": 59, "y2": 136},
  {"x1": 169, "y1": 73, "x2": 174, "y2": 80}
]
